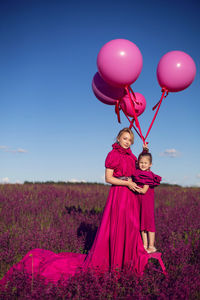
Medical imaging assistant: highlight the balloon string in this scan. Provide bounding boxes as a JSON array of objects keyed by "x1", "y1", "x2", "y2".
[
  {"x1": 114, "y1": 87, "x2": 144, "y2": 142},
  {"x1": 115, "y1": 97, "x2": 133, "y2": 125},
  {"x1": 120, "y1": 105, "x2": 133, "y2": 125},
  {"x1": 144, "y1": 88, "x2": 168, "y2": 141},
  {"x1": 115, "y1": 98, "x2": 131, "y2": 124},
  {"x1": 152, "y1": 88, "x2": 169, "y2": 111},
  {"x1": 122, "y1": 109, "x2": 143, "y2": 139},
  {"x1": 127, "y1": 86, "x2": 142, "y2": 131},
  {"x1": 115, "y1": 100, "x2": 143, "y2": 139},
  {"x1": 125, "y1": 86, "x2": 145, "y2": 143},
  {"x1": 128, "y1": 117, "x2": 142, "y2": 138},
  {"x1": 152, "y1": 101, "x2": 160, "y2": 111},
  {"x1": 115, "y1": 100, "x2": 121, "y2": 123},
  {"x1": 132, "y1": 123, "x2": 143, "y2": 138},
  {"x1": 128, "y1": 85, "x2": 136, "y2": 101}
]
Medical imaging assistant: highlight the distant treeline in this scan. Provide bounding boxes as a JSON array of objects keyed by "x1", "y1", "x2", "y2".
[
  {"x1": 23, "y1": 181, "x2": 181, "y2": 187},
  {"x1": 23, "y1": 181, "x2": 106, "y2": 185},
  {"x1": 1, "y1": 181, "x2": 199, "y2": 189}
]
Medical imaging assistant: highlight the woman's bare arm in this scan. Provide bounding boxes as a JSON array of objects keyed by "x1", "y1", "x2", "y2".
[{"x1": 105, "y1": 168, "x2": 142, "y2": 192}]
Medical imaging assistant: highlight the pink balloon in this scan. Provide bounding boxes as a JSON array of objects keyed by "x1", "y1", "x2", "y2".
[
  {"x1": 92, "y1": 72, "x2": 125, "y2": 105},
  {"x1": 97, "y1": 39, "x2": 143, "y2": 87},
  {"x1": 120, "y1": 92, "x2": 146, "y2": 117},
  {"x1": 157, "y1": 51, "x2": 196, "y2": 92}
]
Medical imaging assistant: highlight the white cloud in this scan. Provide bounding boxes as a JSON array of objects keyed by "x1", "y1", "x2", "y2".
[
  {"x1": 17, "y1": 148, "x2": 27, "y2": 153},
  {"x1": 196, "y1": 173, "x2": 200, "y2": 179},
  {"x1": 68, "y1": 178, "x2": 86, "y2": 183},
  {"x1": 1, "y1": 146, "x2": 27, "y2": 153},
  {"x1": 0, "y1": 178, "x2": 23, "y2": 184},
  {"x1": 2, "y1": 177, "x2": 9, "y2": 183},
  {"x1": 15, "y1": 180, "x2": 22, "y2": 184},
  {"x1": 159, "y1": 148, "x2": 180, "y2": 158},
  {"x1": 69, "y1": 178, "x2": 79, "y2": 183}
]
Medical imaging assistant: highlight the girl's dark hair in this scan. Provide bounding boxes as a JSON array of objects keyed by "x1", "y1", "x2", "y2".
[{"x1": 138, "y1": 150, "x2": 152, "y2": 164}]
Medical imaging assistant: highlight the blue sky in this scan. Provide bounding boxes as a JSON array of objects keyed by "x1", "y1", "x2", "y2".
[{"x1": 0, "y1": 0, "x2": 199, "y2": 186}]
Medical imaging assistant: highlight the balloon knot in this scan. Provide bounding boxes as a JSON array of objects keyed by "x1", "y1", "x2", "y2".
[{"x1": 161, "y1": 87, "x2": 169, "y2": 98}]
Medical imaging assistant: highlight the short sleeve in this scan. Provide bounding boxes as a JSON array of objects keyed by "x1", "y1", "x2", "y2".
[
  {"x1": 105, "y1": 150, "x2": 119, "y2": 170},
  {"x1": 133, "y1": 170, "x2": 162, "y2": 187},
  {"x1": 152, "y1": 173, "x2": 162, "y2": 186}
]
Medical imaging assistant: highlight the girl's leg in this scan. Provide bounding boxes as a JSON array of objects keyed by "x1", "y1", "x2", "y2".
[
  {"x1": 147, "y1": 231, "x2": 157, "y2": 253},
  {"x1": 141, "y1": 231, "x2": 148, "y2": 249},
  {"x1": 148, "y1": 231, "x2": 155, "y2": 247}
]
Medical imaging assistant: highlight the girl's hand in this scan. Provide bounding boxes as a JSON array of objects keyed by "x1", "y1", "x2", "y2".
[{"x1": 143, "y1": 142, "x2": 149, "y2": 152}]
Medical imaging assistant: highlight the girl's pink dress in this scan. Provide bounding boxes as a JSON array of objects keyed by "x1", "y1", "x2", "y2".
[
  {"x1": 0, "y1": 143, "x2": 151, "y2": 285},
  {"x1": 133, "y1": 169, "x2": 162, "y2": 232}
]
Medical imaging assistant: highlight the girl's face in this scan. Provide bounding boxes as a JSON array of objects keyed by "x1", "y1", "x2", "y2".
[
  {"x1": 139, "y1": 156, "x2": 152, "y2": 171},
  {"x1": 117, "y1": 132, "x2": 132, "y2": 149}
]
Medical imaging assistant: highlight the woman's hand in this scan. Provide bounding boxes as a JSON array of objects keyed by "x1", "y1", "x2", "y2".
[
  {"x1": 127, "y1": 180, "x2": 142, "y2": 192},
  {"x1": 105, "y1": 169, "x2": 141, "y2": 191}
]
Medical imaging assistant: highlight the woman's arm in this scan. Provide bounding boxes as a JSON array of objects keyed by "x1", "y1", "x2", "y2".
[
  {"x1": 138, "y1": 184, "x2": 149, "y2": 194},
  {"x1": 105, "y1": 168, "x2": 142, "y2": 192}
]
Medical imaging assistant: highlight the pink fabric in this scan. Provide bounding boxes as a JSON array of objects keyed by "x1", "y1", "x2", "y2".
[
  {"x1": 133, "y1": 169, "x2": 162, "y2": 232},
  {"x1": 83, "y1": 185, "x2": 148, "y2": 274},
  {"x1": 0, "y1": 249, "x2": 86, "y2": 285},
  {"x1": 105, "y1": 143, "x2": 137, "y2": 178},
  {"x1": 84, "y1": 143, "x2": 148, "y2": 274},
  {"x1": 1, "y1": 143, "x2": 163, "y2": 286},
  {"x1": 148, "y1": 252, "x2": 167, "y2": 276},
  {"x1": 133, "y1": 169, "x2": 162, "y2": 187},
  {"x1": 139, "y1": 188, "x2": 156, "y2": 232}
]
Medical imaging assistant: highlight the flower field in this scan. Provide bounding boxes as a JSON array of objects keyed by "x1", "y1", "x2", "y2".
[{"x1": 0, "y1": 183, "x2": 199, "y2": 299}]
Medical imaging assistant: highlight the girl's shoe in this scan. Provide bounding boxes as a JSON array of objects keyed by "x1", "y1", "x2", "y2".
[
  {"x1": 147, "y1": 246, "x2": 157, "y2": 253},
  {"x1": 144, "y1": 245, "x2": 148, "y2": 252}
]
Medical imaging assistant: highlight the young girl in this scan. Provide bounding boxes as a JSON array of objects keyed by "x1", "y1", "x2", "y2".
[{"x1": 133, "y1": 151, "x2": 162, "y2": 254}]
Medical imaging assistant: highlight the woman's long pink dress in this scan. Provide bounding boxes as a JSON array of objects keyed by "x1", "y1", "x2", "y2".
[
  {"x1": 83, "y1": 143, "x2": 149, "y2": 273},
  {"x1": 0, "y1": 143, "x2": 150, "y2": 285}
]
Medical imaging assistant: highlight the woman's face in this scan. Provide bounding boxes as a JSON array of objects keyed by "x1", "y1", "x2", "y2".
[{"x1": 117, "y1": 132, "x2": 132, "y2": 149}]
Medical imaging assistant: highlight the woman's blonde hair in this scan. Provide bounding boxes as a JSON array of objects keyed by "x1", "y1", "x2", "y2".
[{"x1": 116, "y1": 127, "x2": 134, "y2": 144}]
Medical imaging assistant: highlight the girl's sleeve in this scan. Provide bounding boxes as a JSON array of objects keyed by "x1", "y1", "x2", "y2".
[
  {"x1": 152, "y1": 173, "x2": 162, "y2": 186},
  {"x1": 133, "y1": 170, "x2": 162, "y2": 186},
  {"x1": 105, "y1": 150, "x2": 119, "y2": 170}
]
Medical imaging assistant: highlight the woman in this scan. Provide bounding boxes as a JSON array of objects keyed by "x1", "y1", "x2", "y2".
[{"x1": 83, "y1": 127, "x2": 149, "y2": 275}]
